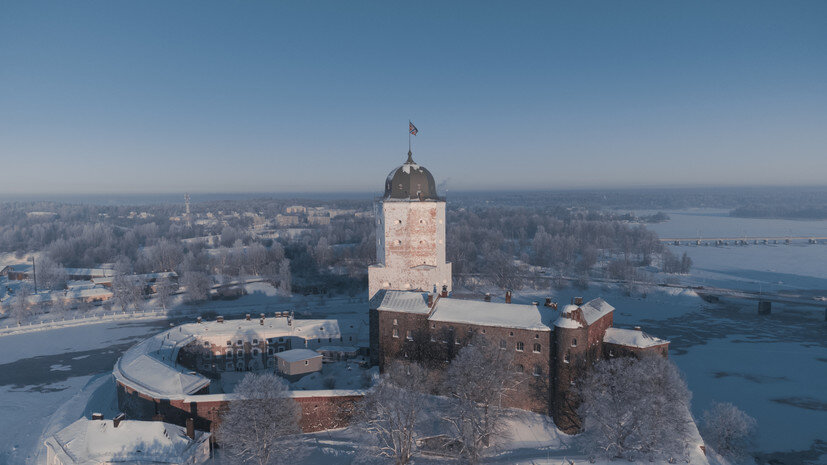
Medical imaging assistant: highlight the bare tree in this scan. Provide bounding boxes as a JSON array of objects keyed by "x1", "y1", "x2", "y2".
[
  {"x1": 701, "y1": 402, "x2": 757, "y2": 460},
  {"x1": 112, "y1": 275, "x2": 144, "y2": 311},
  {"x1": 9, "y1": 284, "x2": 33, "y2": 324},
  {"x1": 155, "y1": 276, "x2": 174, "y2": 311},
  {"x1": 576, "y1": 355, "x2": 693, "y2": 461},
  {"x1": 357, "y1": 361, "x2": 431, "y2": 465},
  {"x1": 36, "y1": 256, "x2": 67, "y2": 290},
  {"x1": 440, "y1": 335, "x2": 516, "y2": 463},
  {"x1": 217, "y1": 373, "x2": 302, "y2": 465},
  {"x1": 181, "y1": 271, "x2": 210, "y2": 302}
]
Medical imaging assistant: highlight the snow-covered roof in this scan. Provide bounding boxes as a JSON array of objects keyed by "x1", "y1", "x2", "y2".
[
  {"x1": 429, "y1": 298, "x2": 553, "y2": 331},
  {"x1": 65, "y1": 268, "x2": 115, "y2": 278},
  {"x1": 370, "y1": 289, "x2": 431, "y2": 314},
  {"x1": 561, "y1": 298, "x2": 615, "y2": 326},
  {"x1": 276, "y1": 348, "x2": 322, "y2": 363},
  {"x1": 603, "y1": 327, "x2": 669, "y2": 348},
  {"x1": 114, "y1": 316, "x2": 366, "y2": 399},
  {"x1": 553, "y1": 316, "x2": 583, "y2": 329},
  {"x1": 44, "y1": 418, "x2": 209, "y2": 464}
]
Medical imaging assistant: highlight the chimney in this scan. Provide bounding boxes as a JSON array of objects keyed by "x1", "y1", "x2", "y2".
[
  {"x1": 634, "y1": 326, "x2": 642, "y2": 331},
  {"x1": 287, "y1": 311, "x2": 293, "y2": 326},
  {"x1": 260, "y1": 318, "x2": 264, "y2": 325},
  {"x1": 544, "y1": 297, "x2": 552, "y2": 307},
  {"x1": 427, "y1": 294, "x2": 434, "y2": 307},
  {"x1": 505, "y1": 290, "x2": 512, "y2": 304},
  {"x1": 91, "y1": 413, "x2": 103, "y2": 420},
  {"x1": 260, "y1": 313, "x2": 265, "y2": 320},
  {"x1": 113, "y1": 413, "x2": 126, "y2": 428},
  {"x1": 574, "y1": 296, "x2": 583, "y2": 306},
  {"x1": 245, "y1": 313, "x2": 251, "y2": 321},
  {"x1": 196, "y1": 316, "x2": 202, "y2": 323},
  {"x1": 186, "y1": 418, "x2": 195, "y2": 440},
  {"x1": 441, "y1": 285, "x2": 448, "y2": 297},
  {"x1": 217, "y1": 316, "x2": 224, "y2": 323},
  {"x1": 484, "y1": 293, "x2": 491, "y2": 302}
]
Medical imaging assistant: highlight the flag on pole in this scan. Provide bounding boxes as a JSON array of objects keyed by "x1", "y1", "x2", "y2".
[{"x1": 409, "y1": 121, "x2": 418, "y2": 136}]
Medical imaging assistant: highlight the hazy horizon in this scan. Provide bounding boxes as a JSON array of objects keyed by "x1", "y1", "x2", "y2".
[{"x1": 2, "y1": 1, "x2": 826, "y2": 194}]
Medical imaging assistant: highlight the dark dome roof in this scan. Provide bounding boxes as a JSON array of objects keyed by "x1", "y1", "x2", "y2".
[{"x1": 384, "y1": 151, "x2": 439, "y2": 200}]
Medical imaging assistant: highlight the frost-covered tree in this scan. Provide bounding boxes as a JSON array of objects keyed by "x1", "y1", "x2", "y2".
[
  {"x1": 154, "y1": 276, "x2": 174, "y2": 311},
  {"x1": 278, "y1": 260, "x2": 291, "y2": 295},
  {"x1": 9, "y1": 284, "x2": 33, "y2": 324},
  {"x1": 217, "y1": 373, "x2": 302, "y2": 465},
  {"x1": 577, "y1": 356, "x2": 693, "y2": 461},
  {"x1": 112, "y1": 275, "x2": 143, "y2": 311},
  {"x1": 701, "y1": 402, "x2": 757, "y2": 460},
  {"x1": 440, "y1": 335, "x2": 516, "y2": 463},
  {"x1": 36, "y1": 256, "x2": 67, "y2": 290},
  {"x1": 357, "y1": 361, "x2": 431, "y2": 465},
  {"x1": 181, "y1": 271, "x2": 210, "y2": 302}
]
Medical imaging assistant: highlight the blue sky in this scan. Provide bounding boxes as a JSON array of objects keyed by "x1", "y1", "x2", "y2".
[{"x1": 1, "y1": 1, "x2": 826, "y2": 195}]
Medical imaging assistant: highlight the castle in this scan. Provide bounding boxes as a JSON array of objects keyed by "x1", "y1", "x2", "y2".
[{"x1": 368, "y1": 150, "x2": 670, "y2": 433}]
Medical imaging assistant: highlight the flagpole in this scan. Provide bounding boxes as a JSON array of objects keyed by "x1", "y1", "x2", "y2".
[{"x1": 408, "y1": 121, "x2": 411, "y2": 153}]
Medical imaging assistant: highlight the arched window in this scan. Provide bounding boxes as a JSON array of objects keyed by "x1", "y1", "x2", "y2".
[
  {"x1": 564, "y1": 352, "x2": 570, "y2": 364},
  {"x1": 533, "y1": 365, "x2": 542, "y2": 377},
  {"x1": 516, "y1": 342, "x2": 524, "y2": 352},
  {"x1": 499, "y1": 340, "x2": 507, "y2": 350},
  {"x1": 571, "y1": 338, "x2": 578, "y2": 347},
  {"x1": 516, "y1": 364, "x2": 524, "y2": 373},
  {"x1": 533, "y1": 343, "x2": 541, "y2": 353},
  {"x1": 392, "y1": 328, "x2": 399, "y2": 338}
]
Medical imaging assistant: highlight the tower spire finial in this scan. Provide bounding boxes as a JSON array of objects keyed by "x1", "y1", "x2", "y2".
[{"x1": 406, "y1": 150, "x2": 414, "y2": 164}]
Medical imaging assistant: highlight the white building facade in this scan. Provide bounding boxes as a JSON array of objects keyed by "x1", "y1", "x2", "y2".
[{"x1": 368, "y1": 150, "x2": 452, "y2": 298}]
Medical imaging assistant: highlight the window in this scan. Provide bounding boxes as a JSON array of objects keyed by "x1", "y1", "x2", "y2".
[
  {"x1": 430, "y1": 335, "x2": 436, "y2": 342},
  {"x1": 499, "y1": 340, "x2": 507, "y2": 350},
  {"x1": 237, "y1": 340, "x2": 242, "y2": 345},
  {"x1": 509, "y1": 331, "x2": 514, "y2": 337},
  {"x1": 268, "y1": 348, "x2": 274, "y2": 355},
  {"x1": 226, "y1": 341, "x2": 232, "y2": 346},
  {"x1": 571, "y1": 338, "x2": 578, "y2": 347},
  {"x1": 278, "y1": 347, "x2": 285, "y2": 353},
  {"x1": 305, "y1": 360, "x2": 309, "y2": 365},
  {"x1": 328, "y1": 337, "x2": 332, "y2": 343},
  {"x1": 564, "y1": 352, "x2": 570, "y2": 364},
  {"x1": 252, "y1": 339, "x2": 258, "y2": 345},
  {"x1": 406, "y1": 330, "x2": 413, "y2": 341},
  {"x1": 236, "y1": 349, "x2": 243, "y2": 357},
  {"x1": 393, "y1": 319, "x2": 398, "y2": 326},
  {"x1": 431, "y1": 323, "x2": 435, "y2": 329},
  {"x1": 203, "y1": 341, "x2": 210, "y2": 347},
  {"x1": 533, "y1": 343, "x2": 541, "y2": 353},
  {"x1": 533, "y1": 365, "x2": 542, "y2": 377},
  {"x1": 608, "y1": 350, "x2": 614, "y2": 358},
  {"x1": 348, "y1": 336, "x2": 352, "y2": 341},
  {"x1": 516, "y1": 342, "x2": 524, "y2": 352},
  {"x1": 393, "y1": 328, "x2": 399, "y2": 338},
  {"x1": 455, "y1": 338, "x2": 461, "y2": 345},
  {"x1": 516, "y1": 364, "x2": 524, "y2": 373},
  {"x1": 252, "y1": 349, "x2": 259, "y2": 356},
  {"x1": 482, "y1": 328, "x2": 486, "y2": 334},
  {"x1": 534, "y1": 334, "x2": 540, "y2": 339}
]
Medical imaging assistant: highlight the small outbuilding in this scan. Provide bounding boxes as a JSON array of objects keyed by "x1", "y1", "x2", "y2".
[
  {"x1": 44, "y1": 416, "x2": 210, "y2": 465},
  {"x1": 275, "y1": 348, "x2": 323, "y2": 380}
]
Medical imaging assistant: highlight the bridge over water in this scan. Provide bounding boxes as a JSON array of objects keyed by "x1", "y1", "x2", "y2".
[{"x1": 659, "y1": 236, "x2": 827, "y2": 245}]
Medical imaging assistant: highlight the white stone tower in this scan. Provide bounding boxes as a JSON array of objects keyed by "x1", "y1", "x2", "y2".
[{"x1": 368, "y1": 150, "x2": 452, "y2": 298}]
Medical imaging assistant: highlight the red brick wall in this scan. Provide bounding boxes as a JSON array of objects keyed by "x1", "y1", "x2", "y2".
[{"x1": 116, "y1": 380, "x2": 363, "y2": 439}]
